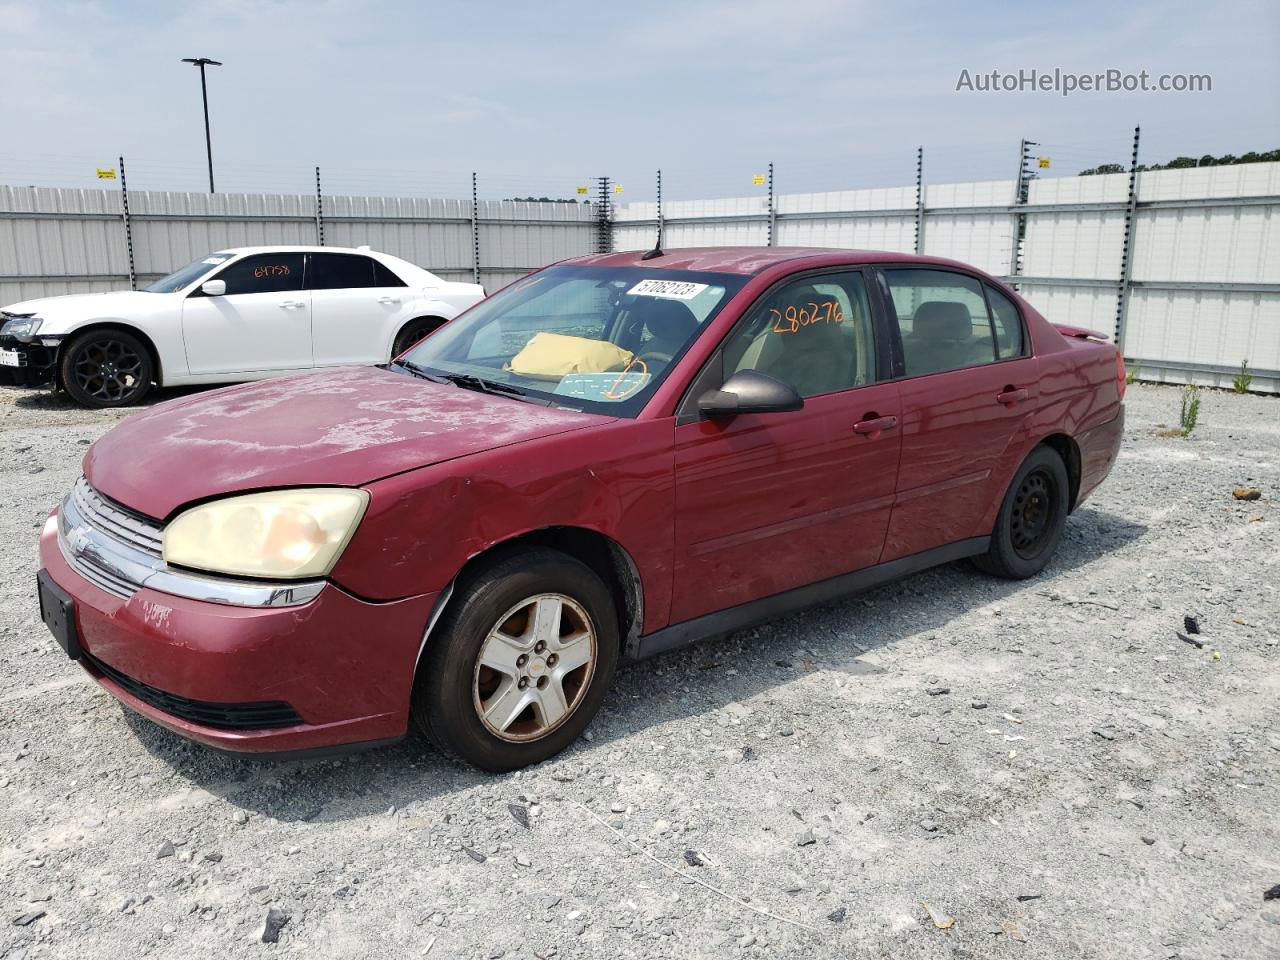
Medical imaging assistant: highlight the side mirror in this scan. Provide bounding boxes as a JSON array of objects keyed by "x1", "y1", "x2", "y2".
[
  {"x1": 200, "y1": 279, "x2": 226, "y2": 296},
  {"x1": 698, "y1": 370, "x2": 804, "y2": 417}
]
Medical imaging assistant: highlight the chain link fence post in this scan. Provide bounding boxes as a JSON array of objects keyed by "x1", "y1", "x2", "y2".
[
  {"x1": 119, "y1": 155, "x2": 136, "y2": 290},
  {"x1": 914, "y1": 146, "x2": 925, "y2": 254},
  {"x1": 1009, "y1": 137, "x2": 1038, "y2": 287},
  {"x1": 471, "y1": 171, "x2": 481, "y2": 284},
  {"x1": 1113, "y1": 125, "x2": 1142, "y2": 349},
  {"x1": 595, "y1": 177, "x2": 613, "y2": 254},
  {"x1": 314, "y1": 166, "x2": 325, "y2": 246},
  {"x1": 766, "y1": 161, "x2": 776, "y2": 246}
]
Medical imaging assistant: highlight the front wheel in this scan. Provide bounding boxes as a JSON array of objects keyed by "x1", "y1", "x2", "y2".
[
  {"x1": 60, "y1": 329, "x2": 154, "y2": 408},
  {"x1": 412, "y1": 549, "x2": 619, "y2": 771},
  {"x1": 973, "y1": 445, "x2": 1069, "y2": 579}
]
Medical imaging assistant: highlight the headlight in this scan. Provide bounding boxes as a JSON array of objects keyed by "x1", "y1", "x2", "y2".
[
  {"x1": 162, "y1": 488, "x2": 369, "y2": 579},
  {"x1": 1, "y1": 316, "x2": 41, "y2": 339}
]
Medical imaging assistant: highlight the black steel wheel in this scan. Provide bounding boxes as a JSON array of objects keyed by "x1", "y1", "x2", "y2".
[
  {"x1": 1009, "y1": 468, "x2": 1057, "y2": 559},
  {"x1": 973, "y1": 444, "x2": 1069, "y2": 579},
  {"x1": 60, "y1": 329, "x2": 154, "y2": 408}
]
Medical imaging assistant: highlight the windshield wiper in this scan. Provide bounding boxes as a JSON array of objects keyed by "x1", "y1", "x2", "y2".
[
  {"x1": 393, "y1": 361, "x2": 552, "y2": 406},
  {"x1": 392, "y1": 359, "x2": 449, "y2": 382},
  {"x1": 441, "y1": 373, "x2": 552, "y2": 406}
]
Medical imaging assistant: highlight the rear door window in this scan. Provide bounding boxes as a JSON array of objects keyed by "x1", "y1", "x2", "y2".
[
  {"x1": 307, "y1": 253, "x2": 377, "y2": 290},
  {"x1": 884, "y1": 268, "x2": 997, "y2": 376}
]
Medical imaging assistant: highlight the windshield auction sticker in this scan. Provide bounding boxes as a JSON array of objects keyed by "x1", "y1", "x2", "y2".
[{"x1": 627, "y1": 279, "x2": 709, "y2": 300}]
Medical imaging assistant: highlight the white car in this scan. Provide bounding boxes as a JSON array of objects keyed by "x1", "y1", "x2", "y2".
[{"x1": 0, "y1": 245, "x2": 485, "y2": 407}]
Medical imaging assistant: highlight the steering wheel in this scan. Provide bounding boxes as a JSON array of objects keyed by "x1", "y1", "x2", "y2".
[{"x1": 635, "y1": 350, "x2": 673, "y2": 368}]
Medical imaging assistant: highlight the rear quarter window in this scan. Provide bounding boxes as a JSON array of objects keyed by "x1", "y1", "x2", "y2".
[{"x1": 985, "y1": 285, "x2": 1027, "y2": 359}]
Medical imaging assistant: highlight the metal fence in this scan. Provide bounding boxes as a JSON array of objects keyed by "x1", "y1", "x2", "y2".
[
  {"x1": 3, "y1": 155, "x2": 1277, "y2": 393},
  {"x1": 614, "y1": 159, "x2": 1280, "y2": 394},
  {"x1": 0, "y1": 179, "x2": 598, "y2": 303}
]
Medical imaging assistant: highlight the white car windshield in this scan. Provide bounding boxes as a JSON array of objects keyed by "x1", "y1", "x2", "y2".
[
  {"x1": 144, "y1": 253, "x2": 235, "y2": 293},
  {"x1": 399, "y1": 265, "x2": 747, "y2": 416}
]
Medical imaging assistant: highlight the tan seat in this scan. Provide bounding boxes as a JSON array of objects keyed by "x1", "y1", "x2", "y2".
[
  {"x1": 904, "y1": 301, "x2": 991, "y2": 375},
  {"x1": 736, "y1": 286, "x2": 855, "y2": 396}
]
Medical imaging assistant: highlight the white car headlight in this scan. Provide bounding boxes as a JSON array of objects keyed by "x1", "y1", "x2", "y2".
[
  {"x1": 1, "y1": 316, "x2": 42, "y2": 339},
  {"x1": 162, "y1": 488, "x2": 369, "y2": 579}
]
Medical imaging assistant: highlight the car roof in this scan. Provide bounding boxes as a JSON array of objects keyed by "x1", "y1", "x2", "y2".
[
  {"x1": 565, "y1": 246, "x2": 989, "y2": 277},
  {"x1": 215, "y1": 245, "x2": 378, "y2": 256}
]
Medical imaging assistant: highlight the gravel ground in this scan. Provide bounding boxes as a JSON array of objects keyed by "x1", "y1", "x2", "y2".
[{"x1": 1, "y1": 381, "x2": 1278, "y2": 960}]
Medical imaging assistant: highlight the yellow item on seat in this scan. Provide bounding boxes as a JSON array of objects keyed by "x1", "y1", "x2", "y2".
[{"x1": 509, "y1": 332, "x2": 633, "y2": 379}]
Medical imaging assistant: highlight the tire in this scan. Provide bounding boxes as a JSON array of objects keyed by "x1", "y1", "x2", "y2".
[
  {"x1": 973, "y1": 444, "x2": 1070, "y2": 580},
  {"x1": 60, "y1": 329, "x2": 154, "y2": 408},
  {"x1": 412, "y1": 548, "x2": 619, "y2": 771},
  {"x1": 392, "y1": 317, "x2": 445, "y2": 359}
]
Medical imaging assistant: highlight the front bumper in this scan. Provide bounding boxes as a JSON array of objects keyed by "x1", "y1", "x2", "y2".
[
  {"x1": 0, "y1": 335, "x2": 59, "y2": 387},
  {"x1": 39, "y1": 512, "x2": 438, "y2": 755}
]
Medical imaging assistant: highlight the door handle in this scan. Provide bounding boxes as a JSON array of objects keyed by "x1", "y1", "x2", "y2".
[
  {"x1": 853, "y1": 415, "x2": 899, "y2": 436},
  {"x1": 996, "y1": 387, "x2": 1028, "y2": 407},
  {"x1": 377, "y1": 296, "x2": 401, "y2": 304},
  {"x1": 279, "y1": 300, "x2": 305, "y2": 309}
]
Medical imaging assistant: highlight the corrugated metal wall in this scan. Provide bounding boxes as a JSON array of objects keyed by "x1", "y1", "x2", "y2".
[
  {"x1": 0, "y1": 186, "x2": 597, "y2": 304},
  {"x1": 611, "y1": 164, "x2": 1280, "y2": 392},
  {"x1": 3, "y1": 168, "x2": 1277, "y2": 391}
]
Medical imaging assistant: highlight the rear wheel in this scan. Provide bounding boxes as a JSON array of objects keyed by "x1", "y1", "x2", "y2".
[
  {"x1": 412, "y1": 549, "x2": 619, "y2": 771},
  {"x1": 973, "y1": 445, "x2": 1069, "y2": 579},
  {"x1": 60, "y1": 329, "x2": 153, "y2": 408},
  {"x1": 392, "y1": 317, "x2": 445, "y2": 359}
]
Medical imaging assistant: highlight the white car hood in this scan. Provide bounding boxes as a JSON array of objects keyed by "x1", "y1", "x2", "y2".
[{"x1": 2, "y1": 290, "x2": 169, "y2": 332}]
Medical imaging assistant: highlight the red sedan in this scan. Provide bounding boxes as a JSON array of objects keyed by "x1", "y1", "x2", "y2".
[{"x1": 37, "y1": 247, "x2": 1124, "y2": 770}]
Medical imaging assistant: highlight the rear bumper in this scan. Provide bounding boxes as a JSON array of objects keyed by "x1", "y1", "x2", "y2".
[
  {"x1": 39, "y1": 515, "x2": 437, "y2": 755},
  {"x1": 1075, "y1": 404, "x2": 1125, "y2": 508}
]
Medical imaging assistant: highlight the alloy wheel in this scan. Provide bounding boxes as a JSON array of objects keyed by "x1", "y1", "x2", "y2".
[
  {"x1": 72, "y1": 339, "x2": 144, "y2": 403},
  {"x1": 472, "y1": 593, "x2": 597, "y2": 742}
]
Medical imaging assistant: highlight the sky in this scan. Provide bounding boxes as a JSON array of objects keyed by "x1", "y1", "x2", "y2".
[{"x1": 1, "y1": 0, "x2": 1277, "y2": 201}]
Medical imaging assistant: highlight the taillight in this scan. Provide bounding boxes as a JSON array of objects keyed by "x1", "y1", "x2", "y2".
[{"x1": 1116, "y1": 348, "x2": 1127, "y2": 399}]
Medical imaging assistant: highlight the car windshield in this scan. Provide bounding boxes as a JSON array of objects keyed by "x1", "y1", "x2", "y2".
[
  {"x1": 144, "y1": 252, "x2": 235, "y2": 293},
  {"x1": 399, "y1": 264, "x2": 748, "y2": 416}
]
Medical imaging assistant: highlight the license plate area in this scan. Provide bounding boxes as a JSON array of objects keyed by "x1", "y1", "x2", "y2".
[
  {"x1": 37, "y1": 570, "x2": 81, "y2": 660},
  {"x1": 0, "y1": 348, "x2": 24, "y2": 368}
]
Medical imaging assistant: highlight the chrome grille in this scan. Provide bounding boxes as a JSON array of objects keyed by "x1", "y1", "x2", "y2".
[
  {"x1": 70, "y1": 478, "x2": 164, "y2": 554},
  {"x1": 59, "y1": 478, "x2": 164, "y2": 600}
]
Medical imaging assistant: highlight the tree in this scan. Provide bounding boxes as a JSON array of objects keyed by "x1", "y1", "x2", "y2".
[{"x1": 1078, "y1": 148, "x2": 1279, "y2": 175}]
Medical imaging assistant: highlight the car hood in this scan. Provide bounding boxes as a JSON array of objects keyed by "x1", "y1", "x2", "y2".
[
  {"x1": 4, "y1": 290, "x2": 165, "y2": 327},
  {"x1": 84, "y1": 367, "x2": 612, "y2": 519}
]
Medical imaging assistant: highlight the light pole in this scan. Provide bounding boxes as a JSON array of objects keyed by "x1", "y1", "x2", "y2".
[{"x1": 181, "y1": 57, "x2": 221, "y2": 193}]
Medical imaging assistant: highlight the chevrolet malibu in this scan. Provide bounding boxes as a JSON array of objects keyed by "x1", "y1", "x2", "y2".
[{"x1": 37, "y1": 247, "x2": 1124, "y2": 771}]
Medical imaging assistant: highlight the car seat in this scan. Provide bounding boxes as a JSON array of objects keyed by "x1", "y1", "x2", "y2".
[
  {"x1": 631, "y1": 299, "x2": 699, "y2": 362},
  {"x1": 904, "y1": 301, "x2": 992, "y2": 375},
  {"x1": 735, "y1": 286, "x2": 855, "y2": 396}
]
